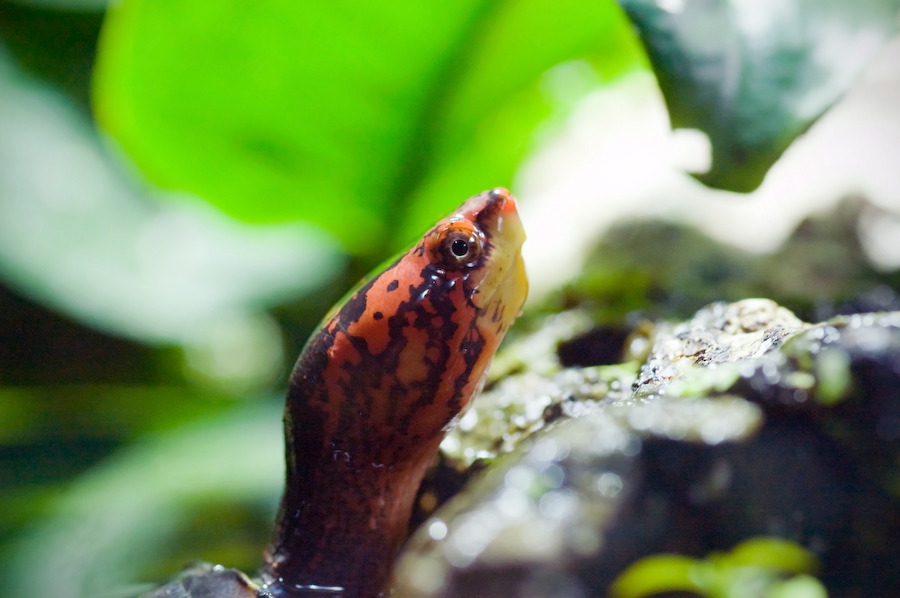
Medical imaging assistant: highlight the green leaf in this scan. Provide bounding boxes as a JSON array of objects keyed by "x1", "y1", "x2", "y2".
[
  {"x1": 769, "y1": 575, "x2": 828, "y2": 598},
  {"x1": 609, "y1": 538, "x2": 823, "y2": 598},
  {"x1": 391, "y1": 0, "x2": 641, "y2": 244},
  {"x1": 618, "y1": 0, "x2": 900, "y2": 192},
  {"x1": 93, "y1": 1, "x2": 642, "y2": 254},
  {"x1": 724, "y1": 537, "x2": 819, "y2": 576},
  {"x1": 609, "y1": 554, "x2": 702, "y2": 598}
]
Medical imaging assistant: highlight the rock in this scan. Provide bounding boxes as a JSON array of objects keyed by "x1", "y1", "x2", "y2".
[
  {"x1": 143, "y1": 564, "x2": 258, "y2": 598},
  {"x1": 134, "y1": 202, "x2": 899, "y2": 598},
  {"x1": 632, "y1": 298, "x2": 809, "y2": 393},
  {"x1": 394, "y1": 300, "x2": 900, "y2": 597}
]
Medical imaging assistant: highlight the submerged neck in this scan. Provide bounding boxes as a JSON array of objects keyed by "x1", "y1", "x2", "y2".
[{"x1": 261, "y1": 424, "x2": 441, "y2": 598}]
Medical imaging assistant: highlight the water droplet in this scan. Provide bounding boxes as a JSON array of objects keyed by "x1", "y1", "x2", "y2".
[
  {"x1": 428, "y1": 519, "x2": 448, "y2": 541},
  {"x1": 596, "y1": 472, "x2": 623, "y2": 498},
  {"x1": 538, "y1": 488, "x2": 579, "y2": 520}
]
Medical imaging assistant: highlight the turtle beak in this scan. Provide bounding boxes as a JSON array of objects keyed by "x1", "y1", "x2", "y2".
[{"x1": 473, "y1": 188, "x2": 528, "y2": 326}]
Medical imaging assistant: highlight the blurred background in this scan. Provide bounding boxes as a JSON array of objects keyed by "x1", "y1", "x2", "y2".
[{"x1": 0, "y1": 0, "x2": 898, "y2": 596}]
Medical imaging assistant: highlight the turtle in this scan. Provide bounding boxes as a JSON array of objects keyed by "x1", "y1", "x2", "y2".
[{"x1": 143, "y1": 188, "x2": 528, "y2": 598}]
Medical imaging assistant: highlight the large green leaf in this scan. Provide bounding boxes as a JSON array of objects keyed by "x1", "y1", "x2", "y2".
[
  {"x1": 618, "y1": 0, "x2": 900, "y2": 192},
  {"x1": 93, "y1": 1, "x2": 641, "y2": 254}
]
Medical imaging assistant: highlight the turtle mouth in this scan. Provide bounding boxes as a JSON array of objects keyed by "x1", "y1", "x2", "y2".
[{"x1": 471, "y1": 190, "x2": 528, "y2": 326}]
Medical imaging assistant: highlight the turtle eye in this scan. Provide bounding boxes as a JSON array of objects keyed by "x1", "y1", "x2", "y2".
[
  {"x1": 437, "y1": 224, "x2": 484, "y2": 270},
  {"x1": 450, "y1": 238, "x2": 470, "y2": 258}
]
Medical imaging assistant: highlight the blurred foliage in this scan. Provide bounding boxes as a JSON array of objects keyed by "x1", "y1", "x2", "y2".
[
  {"x1": 620, "y1": 0, "x2": 900, "y2": 191},
  {"x1": 4, "y1": 404, "x2": 282, "y2": 598},
  {"x1": 92, "y1": 0, "x2": 639, "y2": 254},
  {"x1": 0, "y1": 0, "x2": 897, "y2": 597},
  {"x1": 610, "y1": 537, "x2": 826, "y2": 598},
  {"x1": 536, "y1": 199, "x2": 900, "y2": 330}
]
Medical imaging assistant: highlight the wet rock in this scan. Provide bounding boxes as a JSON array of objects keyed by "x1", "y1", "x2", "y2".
[
  {"x1": 143, "y1": 564, "x2": 258, "y2": 598},
  {"x1": 632, "y1": 299, "x2": 809, "y2": 394},
  {"x1": 538, "y1": 198, "x2": 900, "y2": 327},
  {"x1": 395, "y1": 300, "x2": 900, "y2": 597}
]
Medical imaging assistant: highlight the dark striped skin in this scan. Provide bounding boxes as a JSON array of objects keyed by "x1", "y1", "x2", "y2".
[{"x1": 260, "y1": 189, "x2": 527, "y2": 598}]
